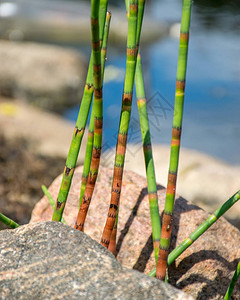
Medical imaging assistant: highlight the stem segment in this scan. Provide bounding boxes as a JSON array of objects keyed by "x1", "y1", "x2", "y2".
[
  {"x1": 75, "y1": 0, "x2": 104, "y2": 231},
  {"x1": 156, "y1": 0, "x2": 192, "y2": 280},
  {"x1": 79, "y1": 11, "x2": 111, "y2": 209},
  {"x1": 135, "y1": 52, "x2": 161, "y2": 263},
  {"x1": 224, "y1": 261, "x2": 240, "y2": 300},
  {"x1": 100, "y1": 0, "x2": 139, "y2": 249},
  {"x1": 0, "y1": 213, "x2": 19, "y2": 228},
  {"x1": 52, "y1": 0, "x2": 108, "y2": 222},
  {"x1": 149, "y1": 190, "x2": 240, "y2": 277},
  {"x1": 42, "y1": 185, "x2": 67, "y2": 224},
  {"x1": 108, "y1": 0, "x2": 150, "y2": 255}
]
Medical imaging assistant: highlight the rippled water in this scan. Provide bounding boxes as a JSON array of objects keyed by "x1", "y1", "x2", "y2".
[{"x1": 62, "y1": 1, "x2": 240, "y2": 163}]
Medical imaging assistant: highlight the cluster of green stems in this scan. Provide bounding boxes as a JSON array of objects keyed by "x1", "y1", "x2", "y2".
[{"x1": 1, "y1": 0, "x2": 239, "y2": 298}]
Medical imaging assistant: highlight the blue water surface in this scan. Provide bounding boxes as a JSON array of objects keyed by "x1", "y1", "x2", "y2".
[{"x1": 64, "y1": 0, "x2": 240, "y2": 164}]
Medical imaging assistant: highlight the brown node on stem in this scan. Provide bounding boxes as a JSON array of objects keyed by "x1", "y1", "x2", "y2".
[
  {"x1": 162, "y1": 213, "x2": 173, "y2": 238},
  {"x1": 91, "y1": 17, "x2": 99, "y2": 25},
  {"x1": 172, "y1": 127, "x2": 181, "y2": 140},
  {"x1": 127, "y1": 47, "x2": 137, "y2": 57},
  {"x1": 94, "y1": 118, "x2": 103, "y2": 129},
  {"x1": 94, "y1": 88, "x2": 102, "y2": 99},
  {"x1": 56, "y1": 200, "x2": 63, "y2": 209},
  {"x1": 156, "y1": 249, "x2": 168, "y2": 280},
  {"x1": 122, "y1": 93, "x2": 132, "y2": 105},
  {"x1": 116, "y1": 143, "x2": 126, "y2": 156},
  {"x1": 88, "y1": 131, "x2": 94, "y2": 138},
  {"x1": 85, "y1": 83, "x2": 93, "y2": 90},
  {"x1": 129, "y1": 4, "x2": 138, "y2": 13},
  {"x1": 64, "y1": 166, "x2": 74, "y2": 176},
  {"x1": 168, "y1": 172, "x2": 177, "y2": 186},
  {"x1": 148, "y1": 192, "x2": 158, "y2": 201},
  {"x1": 180, "y1": 32, "x2": 189, "y2": 42},
  {"x1": 91, "y1": 41, "x2": 100, "y2": 51},
  {"x1": 176, "y1": 80, "x2": 185, "y2": 91},
  {"x1": 93, "y1": 63, "x2": 101, "y2": 73},
  {"x1": 92, "y1": 147, "x2": 101, "y2": 160},
  {"x1": 117, "y1": 133, "x2": 127, "y2": 146}
]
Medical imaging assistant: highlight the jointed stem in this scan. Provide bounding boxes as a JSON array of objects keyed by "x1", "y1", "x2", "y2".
[
  {"x1": 108, "y1": 207, "x2": 119, "y2": 255},
  {"x1": 135, "y1": 52, "x2": 161, "y2": 264},
  {"x1": 156, "y1": 0, "x2": 192, "y2": 280},
  {"x1": 149, "y1": 190, "x2": 240, "y2": 277},
  {"x1": 42, "y1": 185, "x2": 67, "y2": 224},
  {"x1": 52, "y1": 0, "x2": 108, "y2": 222},
  {"x1": 0, "y1": 213, "x2": 19, "y2": 229},
  {"x1": 79, "y1": 112, "x2": 94, "y2": 209},
  {"x1": 107, "y1": 0, "x2": 154, "y2": 257},
  {"x1": 75, "y1": 0, "x2": 106, "y2": 231},
  {"x1": 100, "y1": 0, "x2": 140, "y2": 249},
  {"x1": 224, "y1": 261, "x2": 240, "y2": 300},
  {"x1": 79, "y1": 11, "x2": 111, "y2": 209}
]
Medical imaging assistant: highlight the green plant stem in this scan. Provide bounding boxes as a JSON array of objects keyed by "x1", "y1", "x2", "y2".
[
  {"x1": 100, "y1": 0, "x2": 139, "y2": 248},
  {"x1": 41, "y1": 185, "x2": 67, "y2": 224},
  {"x1": 52, "y1": 0, "x2": 108, "y2": 222},
  {"x1": 107, "y1": 0, "x2": 158, "y2": 260},
  {"x1": 135, "y1": 51, "x2": 161, "y2": 264},
  {"x1": 0, "y1": 213, "x2": 19, "y2": 228},
  {"x1": 156, "y1": 0, "x2": 192, "y2": 280},
  {"x1": 79, "y1": 112, "x2": 94, "y2": 208},
  {"x1": 79, "y1": 12, "x2": 111, "y2": 209},
  {"x1": 148, "y1": 190, "x2": 240, "y2": 277},
  {"x1": 75, "y1": 0, "x2": 103, "y2": 231},
  {"x1": 224, "y1": 261, "x2": 240, "y2": 300}
]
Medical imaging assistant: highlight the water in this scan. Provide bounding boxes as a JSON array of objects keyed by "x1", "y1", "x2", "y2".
[{"x1": 63, "y1": 0, "x2": 240, "y2": 164}]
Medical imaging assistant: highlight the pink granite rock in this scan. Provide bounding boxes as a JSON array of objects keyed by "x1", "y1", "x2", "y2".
[{"x1": 31, "y1": 166, "x2": 240, "y2": 299}]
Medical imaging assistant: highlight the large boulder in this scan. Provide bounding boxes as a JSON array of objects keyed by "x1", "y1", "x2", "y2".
[
  {"x1": 0, "y1": 222, "x2": 191, "y2": 300},
  {"x1": 0, "y1": 41, "x2": 87, "y2": 112},
  {"x1": 31, "y1": 166, "x2": 240, "y2": 299}
]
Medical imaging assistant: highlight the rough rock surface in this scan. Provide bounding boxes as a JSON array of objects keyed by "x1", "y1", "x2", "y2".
[
  {"x1": 31, "y1": 167, "x2": 240, "y2": 300},
  {"x1": 0, "y1": 222, "x2": 191, "y2": 300},
  {"x1": 0, "y1": 41, "x2": 87, "y2": 111}
]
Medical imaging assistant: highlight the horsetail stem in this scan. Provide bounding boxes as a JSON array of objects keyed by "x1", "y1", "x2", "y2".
[
  {"x1": 108, "y1": 207, "x2": 119, "y2": 255},
  {"x1": 104, "y1": 0, "x2": 154, "y2": 258},
  {"x1": 41, "y1": 185, "x2": 67, "y2": 224},
  {"x1": 135, "y1": 51, "x2": 161, "y2": 264},
  {"x1": 108, "y1": 50, "x2": 161, "y2": 260},
  {"x1": 79, "y1": 112, "x2": 94, "y2": 208},
  {"x1": 148, "y1": 190, "x2": 240, "y2": 277},
  {"x1": 51, "y1": 0, "x2": 108, "y2": 222},
  {"x1": 79, "y1": 11, "x2": 111, "y2": 209},
  {"x1": 75, "y1": 0, "x2": 103, "y2": 231},
  {"x1": 100, "y1": 0, "x2": 140, "y2": 249},
  {"x1": 51, "y1": 57, "x2": 93, "y2": 222},
  {"x1": 0, "y1": 213, "x2": 19, "y2": 228},
  {"x1": 156, "y1": 0, "x2": 192, "y2": 280},
  {"x1": 224, "y1": 261, "x2": 240, "y2": 300}
]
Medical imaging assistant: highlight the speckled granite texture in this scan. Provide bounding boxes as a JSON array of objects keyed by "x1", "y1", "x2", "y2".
[{"x1": 0, "y1": 222, "x2": 191, "y2": 300}]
